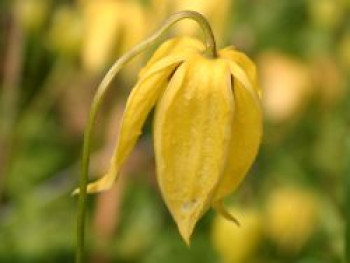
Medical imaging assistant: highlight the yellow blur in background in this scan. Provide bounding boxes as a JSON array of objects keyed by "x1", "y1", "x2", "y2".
[
  {"x1": 212, "y1": 207, "x2": 262, "y2": 263},
  {"x1": 265, "y1": 187, "x2": 318, "y2": 254}
]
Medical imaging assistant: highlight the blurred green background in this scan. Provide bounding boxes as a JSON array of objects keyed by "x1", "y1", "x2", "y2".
[{"x1": 0, "y1": 0, "x2": 347, "y2": 262}]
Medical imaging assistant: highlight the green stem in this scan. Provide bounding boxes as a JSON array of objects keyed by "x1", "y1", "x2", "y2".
[
  {"x1": 346, "y1": 136, "x2": 350, "y2": 263},
  {"x1": 76, "y1": 11, "x2": 217, "y2": 263}
]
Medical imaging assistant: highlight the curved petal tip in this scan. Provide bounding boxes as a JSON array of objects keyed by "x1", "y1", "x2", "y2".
[
  {"x1": 177, "y1": 218, "x2": 196, "y2": 247},
  {"x1": 72, "y1": 171, "x2": 116, "y2": 196},
  {"x1": 213, "y1": 201, "x2": 241, "y2": 227}
]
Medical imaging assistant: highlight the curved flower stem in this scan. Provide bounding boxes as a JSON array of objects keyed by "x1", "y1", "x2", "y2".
[
  {"x1": 76, "y1": 11, "x2": 217, "y2": 263},
  {"x1": 346, "y1": 130, "x2": 350, "y2": 262}
]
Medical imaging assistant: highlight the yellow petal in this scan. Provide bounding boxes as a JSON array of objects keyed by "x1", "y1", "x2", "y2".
[
  {"x1": 220, "y1": 48, "x2": 262, "y2": 99},
  {"x1": 139, "y1": 37, "x2": 204, "y2": 77},
  {"x1": 74, "y1": 56, "x2": 189, "y2": 195},
  {"x1": 213, "y1": 58, "x2": 263, "y2": 201},
  {"x1": 154, "y1": 54, "x2": 234, "y2": 244}
]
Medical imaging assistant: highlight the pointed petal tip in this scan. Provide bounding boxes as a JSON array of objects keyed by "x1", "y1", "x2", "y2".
[
  {"x1": 183, "y1": 239, "x2": 191, "y2": 247},
  {"x1": 71, "y1": 172, "x2": 116, "y2": 196},
  {"x1": 175, "y1": 215, "x2": 200, "y2": 247},
  {"x1": 71, "y1": 188, "x2": 79, "y2": 196},
  {"x1": 178, "y1": 225, "x2": 193, "y2": 247},
  {"x1": 214, "y1": 202, "x2": 241, "y2": 227}
]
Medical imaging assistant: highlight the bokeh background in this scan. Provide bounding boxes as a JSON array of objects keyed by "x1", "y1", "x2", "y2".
[{"x1": 0, "y1": 0, "x2": 347, "y2": 262}]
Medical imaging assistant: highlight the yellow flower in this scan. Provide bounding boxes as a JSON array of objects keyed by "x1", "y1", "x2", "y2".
[
  {"x1": 82, "y1": 0, "x2": 149, "y2": 72},
  {"x1": 211, "y1": 207, "x2": 262, "y2": 263},
  {"x1": 258, "y1": 52, "x2": 312, "y2": 123},
  {"x1": 80, "y1": 37, "x2": 262, "y2": 244},
  {"x1": 265, "y1": 187, "x2": 319, "y2": 254}
]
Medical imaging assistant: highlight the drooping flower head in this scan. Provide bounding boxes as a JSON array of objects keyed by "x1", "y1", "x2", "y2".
[{"x1": 77, "y1": 36, "x2": 262, "y2": 244}]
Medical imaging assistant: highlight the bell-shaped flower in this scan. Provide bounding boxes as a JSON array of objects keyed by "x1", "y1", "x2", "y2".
[{"x1": 79, "y1": 37, "x2": 263, "y2": 244}]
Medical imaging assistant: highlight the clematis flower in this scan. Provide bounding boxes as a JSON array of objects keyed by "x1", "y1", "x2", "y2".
[
  {"x1": 265, "y1": 187, "x2": 318, "y2": 254},
  {"x1": 82, "y1": 0, "x2": 149, "y2": 72},
  {"x1": 79, "y1": 37, "x2": 263, "y2": 244}
]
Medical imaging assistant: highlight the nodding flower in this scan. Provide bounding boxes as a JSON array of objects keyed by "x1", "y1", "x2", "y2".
[{"x1": 75, "y1": 12, "x2": 262, "y2": 246}]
